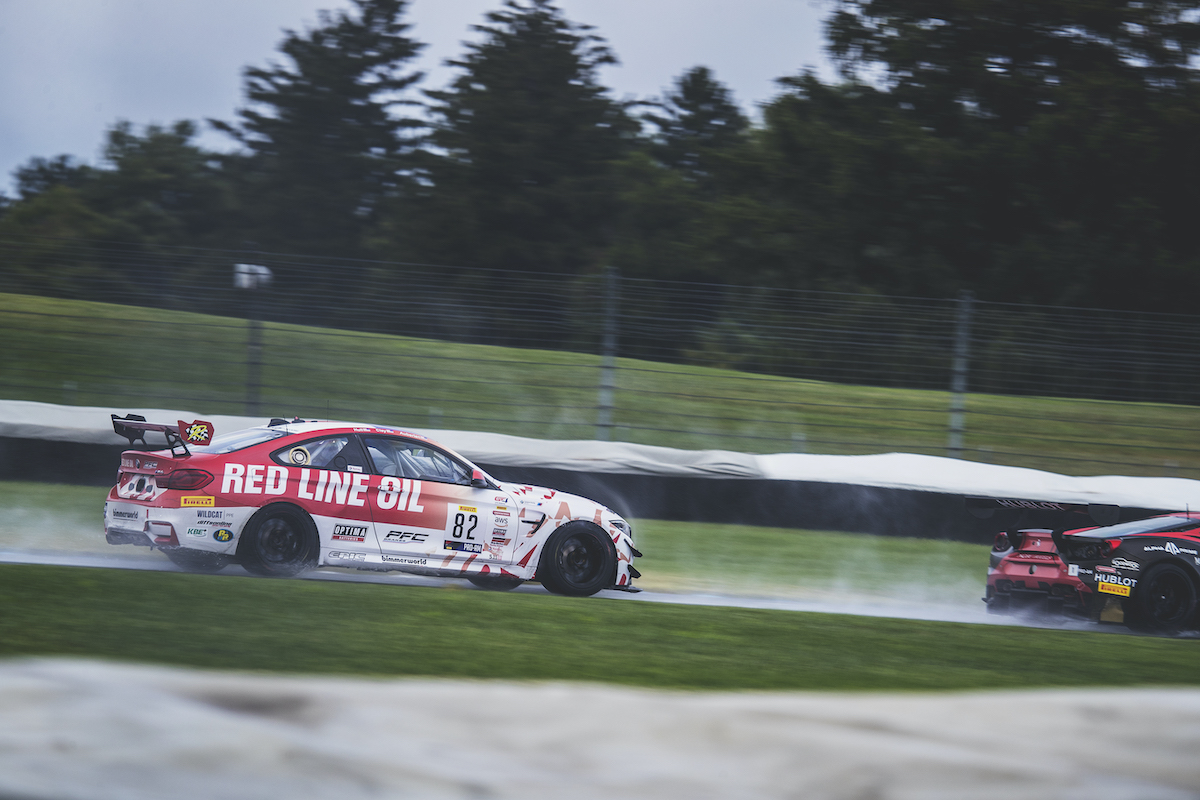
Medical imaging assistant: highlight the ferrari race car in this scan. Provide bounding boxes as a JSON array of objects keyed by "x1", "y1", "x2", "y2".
[
  {"x1": 104, "y1": 414, "x2": 642, "y2": 596},
  {"x1": 982, "y1": 498, "x2": 1200, "y2": 631}
]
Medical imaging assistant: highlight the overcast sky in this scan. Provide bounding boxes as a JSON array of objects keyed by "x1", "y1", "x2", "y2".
[{"x1": 0, "y1": 0, "x2": 836, "y2": 196}]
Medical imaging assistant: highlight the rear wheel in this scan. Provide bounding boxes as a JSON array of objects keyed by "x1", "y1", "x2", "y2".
[
  {"x1": 164, "y1": 548, "x2": 230, "y2": 574},
  {"x1": 238, "y1": 506, "x2": 319, "y2": 577},
  {"x1": 536, "y1": 522, "x2": 616, "y2": 597},
  {"x1": 467, "y1": 574, "x2": 523, "y2": 592},
  {"x1": 1127, "y1": 563, "x2": 1198, "y2": 632}
]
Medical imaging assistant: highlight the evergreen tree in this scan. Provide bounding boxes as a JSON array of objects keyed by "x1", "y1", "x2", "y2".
[
  {"x1": 826, "y1": 0, "x2": 1200, "y2": 135},
  {"x1": 214, "y1": 0, "x2": 424, "y2": 257},
  {"x1": 406, "y1": 0, "x2": 634, "y2": 275},
  {"x1": 643, "y1": 66, "x2": 748, "y2": 184}
]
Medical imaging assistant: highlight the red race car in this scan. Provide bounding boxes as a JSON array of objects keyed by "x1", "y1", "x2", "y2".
[{"x1": 104, "y1": 414, "x2": 641, "y2": 596}]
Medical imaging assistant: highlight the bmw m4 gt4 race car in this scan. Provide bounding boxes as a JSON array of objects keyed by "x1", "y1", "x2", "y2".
[{"x1": 104, "y1": 414, "x2": 642, "y2": 596}]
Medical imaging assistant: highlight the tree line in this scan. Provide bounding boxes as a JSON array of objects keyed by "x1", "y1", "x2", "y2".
[{"x1": 2, "y1": 0, "x2": 1199, "y2": 314}]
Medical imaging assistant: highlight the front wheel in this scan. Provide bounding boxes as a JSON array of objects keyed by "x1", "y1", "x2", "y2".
[
  {"x1": 1127, "y1": 562, "x2": 1198, "y2": 632},
  {"x1": 237, "y1": 505, "x2": 319, "y2": 577},
  {"x1": 536, "y1": 522, "x2": 616, "y2": 597}
]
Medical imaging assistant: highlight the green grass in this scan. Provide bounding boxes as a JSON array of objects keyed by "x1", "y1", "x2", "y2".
[
  {"x1": 2, "y1": 292, "x2": 1198, "y2": 477},
  {"x1": 1, "y1": 564, "x2": 1196, "y2": 690},
  {"x1": 635, "y1": 519, "x2": 987, "y2": 606}
]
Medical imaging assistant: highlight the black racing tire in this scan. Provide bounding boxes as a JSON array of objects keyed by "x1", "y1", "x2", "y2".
[
  {"x1": 536, "y1": 521, "x2": 616, "y2": 597},
  {"x1": 467, "y1": 574, "x2": 524, "y2": 592},
  {"x1": 164, "y1": 548, "x2": 231, "y2": 574},
  {"x1": 237, "y1": 505, "x2": 319, "y2": 578},
  {"x1": 1127, "y1": 562, "x2": 1198, "y2": 633}
]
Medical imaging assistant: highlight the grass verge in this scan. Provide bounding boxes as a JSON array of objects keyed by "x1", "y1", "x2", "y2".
[
  {"x1": 2, "y1": 292, "x2": 1198, "y2": 476},
  {"x1": 1, "y1": 564, "x2": 1196, "y2": 691}
]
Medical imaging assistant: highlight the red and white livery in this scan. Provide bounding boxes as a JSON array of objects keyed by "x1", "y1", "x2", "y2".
[{"x1": 104, "y1": 415, "x2": 641, "y2": 596}]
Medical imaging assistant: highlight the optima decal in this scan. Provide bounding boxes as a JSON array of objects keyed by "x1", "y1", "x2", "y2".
[{"x1": 332, "y1": 524, "x2": 368, "y2": 542}]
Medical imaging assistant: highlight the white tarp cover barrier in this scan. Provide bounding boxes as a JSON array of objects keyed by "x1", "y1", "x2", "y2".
[
  {"x1": 1, "y1": 658, "x2": 1198, "y2": 800},
  {"x1": 3, "y1": 398, "x2": 1200, "y2": 510}
]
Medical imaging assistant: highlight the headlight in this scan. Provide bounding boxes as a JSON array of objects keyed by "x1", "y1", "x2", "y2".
[{"x1": 610, "y1": 519, "x2": 630, "y2": 535}]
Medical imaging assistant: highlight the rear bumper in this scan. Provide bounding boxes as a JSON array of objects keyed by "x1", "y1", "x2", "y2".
[{"x1": 985, "y1": 578, "x2": 1096, "y2": 617}]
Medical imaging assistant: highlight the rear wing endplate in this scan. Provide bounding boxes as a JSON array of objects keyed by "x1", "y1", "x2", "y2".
[{"x1": 112, "y1": 414, "x2": 214, "y2": 457}]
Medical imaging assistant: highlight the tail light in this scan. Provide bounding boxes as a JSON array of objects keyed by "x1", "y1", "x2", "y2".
[
  {"x1": 162, "y1": 469, "x2": 214, "y2": 490},
  {"x1": 992, "y1": 532, "x2": 1011, "y2": 551}
]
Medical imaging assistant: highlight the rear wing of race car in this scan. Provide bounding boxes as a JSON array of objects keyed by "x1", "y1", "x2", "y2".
[
  {"x1": 965, "y1": 496, "x2": 1120, "y2": 526},
  {"x1": 112, "y1": 414, "x2": 214, "y2": 457}
]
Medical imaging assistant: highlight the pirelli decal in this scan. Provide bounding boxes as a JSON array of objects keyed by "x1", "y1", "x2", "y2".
[{"x1": 1097, "y1": 581, "x2": 1131, "y2": 597}]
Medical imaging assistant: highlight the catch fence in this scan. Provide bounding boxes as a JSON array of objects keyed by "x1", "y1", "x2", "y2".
[{"x1": 2, "y1": 236, "x2": 1199, "y2": 478}]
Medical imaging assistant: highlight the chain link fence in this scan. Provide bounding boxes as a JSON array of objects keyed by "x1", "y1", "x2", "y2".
[{"x1": 2, "y1": 235, "x2": 1200, "y2": 478}]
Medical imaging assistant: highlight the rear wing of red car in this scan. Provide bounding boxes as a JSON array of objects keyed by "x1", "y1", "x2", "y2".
[
  {"x1": 112, "y1": 414, "x2": 214, "y2": 457},
  {"x1": 965, "y1": 496, "x2": 1120, "y2": 526}
]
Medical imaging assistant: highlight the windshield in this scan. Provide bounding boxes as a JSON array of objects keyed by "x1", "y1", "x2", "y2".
[
  {"x1": 192, "y1": 427, "x2": 287, "y2": 455},
  {"x1": 1071, "y1": 516, "x2": 1197, "y2": 539}
]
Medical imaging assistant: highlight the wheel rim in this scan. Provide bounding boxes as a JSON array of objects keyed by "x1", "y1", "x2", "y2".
[
  {"x1": 258, "y1": 517, "x2": 304, "y2": 566},
  {"x1": 1146, "y1": 570, "x2": 1194, "y2": 625},
  {"x1": 556, "y1": 532, "x2": 604, "y2": 586}
]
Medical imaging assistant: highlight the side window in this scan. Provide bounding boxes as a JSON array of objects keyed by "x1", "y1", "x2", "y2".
[
  {"x1": 273, "y1": 436, "x2": 370, "y2": 473},
  {"x1": 363, "y1": 436, "x2": 471, "y2": 485}
]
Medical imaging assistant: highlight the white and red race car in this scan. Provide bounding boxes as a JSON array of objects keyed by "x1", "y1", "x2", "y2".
[{"x1": 104, "y1": 415, "x2": 641, "y2": 596}]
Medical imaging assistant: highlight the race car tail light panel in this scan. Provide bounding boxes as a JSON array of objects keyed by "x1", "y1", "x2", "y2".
[{"x1": 161, "y1": 469, "x2": 214, "y2": 491}]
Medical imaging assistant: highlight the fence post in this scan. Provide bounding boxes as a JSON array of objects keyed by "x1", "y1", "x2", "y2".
[
  {"x1": 947, "y1": 290, "x2": 974, "y2": 458},
  {"x1": 596, "y1": 266, "x2": 618, "y2": 441},
  {"x1": 234, "y1": 263, "x2": 273, "y2": 417},
  {"x1": 246, "y1": 317, "x2": 262, "y2": 416}
]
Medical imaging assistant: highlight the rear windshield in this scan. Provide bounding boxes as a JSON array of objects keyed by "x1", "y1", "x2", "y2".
[
  {"x1": 1071, "y1": 516, "x2": 1197, "y2": 539},
  {"x1": 192, "y1": 427, "x2": 287, "y2": 455}
]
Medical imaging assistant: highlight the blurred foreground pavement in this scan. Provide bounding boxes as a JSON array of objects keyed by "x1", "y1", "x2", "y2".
[{"x1": 2, "y1": 658, "x2": 1198, "y2": 800}]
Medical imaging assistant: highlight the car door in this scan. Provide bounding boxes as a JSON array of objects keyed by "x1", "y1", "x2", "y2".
[
  {"x1": 361, "y1": 435, "x2": 511, "y2": 567},
  {"x1": 271, "y1": 434, "x2": 381, "y2": 554}
]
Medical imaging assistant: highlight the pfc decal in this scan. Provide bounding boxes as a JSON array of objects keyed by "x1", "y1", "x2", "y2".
[
  {"x1": 181, "y1": 496, "x2": 215, "y2": 507},
  {"x1": 213, "y1": 528, "x2": 234, "y2": 542},
  {"x1": 382, "y1": 554, "x2": 427, "y2": 566},
  {"x1": 332, "y1": 524, "x2": 368, "y2": 542},
  {"x1": 186, "y1": 528, "x2": 206, "y2": 538},
  {"x1": 384, "y1": 531, "x2": 428, "y2": 543},
  {"x1": 1110, "y1": 557, "x2": 1140, "y2": 571},
  {"x1": 444, "y1": 540, "x2": 483, "y2": 554},
  {"x1": 328, "y1": 551, "x2": 366, "y2": 562}
]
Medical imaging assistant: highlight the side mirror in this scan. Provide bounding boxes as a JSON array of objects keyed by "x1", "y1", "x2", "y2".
[{"x1": 471, "y1": 468, "x2": 488, "y2": 489}]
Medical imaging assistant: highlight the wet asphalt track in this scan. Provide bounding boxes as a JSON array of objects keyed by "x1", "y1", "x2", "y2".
[{"x1": 2, "y1": 546, "x2": 1177, "y2": 637}]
